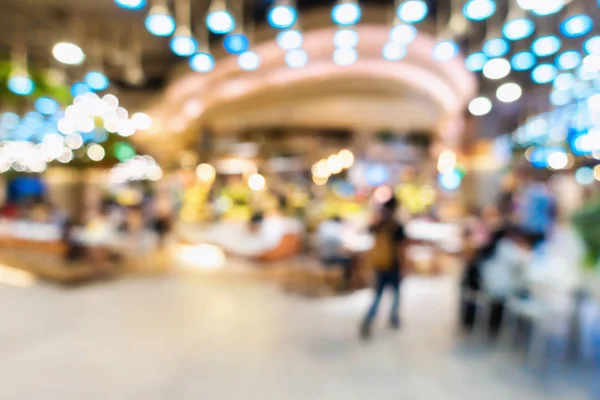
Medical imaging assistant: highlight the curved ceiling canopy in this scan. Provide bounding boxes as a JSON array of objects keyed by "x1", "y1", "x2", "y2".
[{"x1": 139, "y1": 24, "x2": 476, "y2": 156}]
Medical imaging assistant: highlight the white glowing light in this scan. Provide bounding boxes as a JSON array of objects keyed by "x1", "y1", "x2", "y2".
[
  {"x1": 383, "y1": 42, "x2": 407, "y2": 61},
  {"x1": 238, "y1": 51, "x2": 261, "y2": 71},
  {"x1": 132, "y1": 112, "x2": 152, "y2": 130},
  {"x1": 87, "y1": 144, "x2": 105, "y2": 161},
  {"x1": 468, "y1": 97, "x2": 492, "y2": 116},
  {"x1": 196, "y1": 163, "x2": 216, "y2": 182},
  {"x1": 52, "y1": 42, "x2": 85, "y2": 65},
  {"x1": 483, "y1": 58, "x2": 511, "y2": 80},
  {"x1": 333, "y1": 47, "x2": 358, "y2": 66},
  {"x1": 548, "y1": 151, "x2": 568, "y2": 170},
  {"x1": 277, "y1": 30, "x2": 303, "y2": 50},
  {"x1": 390, "y1": 24, "x2": 417, "y2": 44},
  {"x1": 339, "y1": 149, "x2": 354, "y2": 168},
  {"x1": 334, "y1": 29, "x2": 359, "y2": 48},
  {"x1": 496, "y1": 82, "x2": 522, "y2": 103},
  {"x1": 65, "y1": 133, "x2": 83, "y2": 150},
  {"x1": 326, "y1": 154, "x2": 343, "y2": 174},
  {"x1": 248, "y1": 173, "x2": 266, "y2": 191},
  {"x1": 285, "y1": 49, "x2": 308, "y2": 68}
]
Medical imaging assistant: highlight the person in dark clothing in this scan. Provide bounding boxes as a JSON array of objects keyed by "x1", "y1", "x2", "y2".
[{"x1": 360, "y1": 197, "x2": 408, "y2": 340}]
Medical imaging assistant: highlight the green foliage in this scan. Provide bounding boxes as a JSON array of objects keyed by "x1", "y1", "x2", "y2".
[{"x1": 0, "y1": 61, "x2": 72, "y2": 107}]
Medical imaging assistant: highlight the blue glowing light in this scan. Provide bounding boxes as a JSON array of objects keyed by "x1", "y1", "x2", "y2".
[
  {"x1": 365, "y1": 164, "x2": 389, "y2": 186},
  {"x1": 550, "y1": 90, "x2": 572, "y2": 106},
  {"x1": 206, "y1": 10, "x2": 235, "y2": 34},
  {"x1": 463, "y1": 0, "x2": 496, "y2": 21},
  {"x1": 84, "y1": 71, "x2": 109, "y2": 91},
  {"x1": 34, "y1": 97, "x2": 59, "y2": 116},
  {"x1": 561, "y1": 14, "x2": 593, "y2": 38},
  {"x1": 532, "y1": 64, "x2": 558, "y2": 84},
  {"x1": 511, "y1": 51, "x2": 536, "y2": 71},
  {"x1": 0, "y1": 113, "x2": 20, "y2": 130},
  {"x1": 189, "y1": 52, "x2": 215, "y2": 73},
  {"x1": 170, "y1": 35, "x2": 198, "y2": 57},
  {"x1": 553, "y1": 73, "x2": 575, "y2": 91},
  {"x1": 584, "y1": 36, "x2": 600, "y2": 55},
  {"x1": 7, "y1": 75, "x2": 34, "y2": 96},
  {"x1": 114, "y1": 0, "x2": 145, "y2": 10},
  {"x1": 483, "y1": 38, "x2": 509, "y2": 58},
  {"x1": 145, "y1": 13, "x2": 175, "y2": 36},
  {"x1": 268, "y1": 5, "x2": 297, "y2": 29},
  {"x1": 224, "y1": 33, "x2": 250, "y2": 54},
  {"x1": 530, "y1": 0, "x2": 564, "y2": 16},
  {"x1": 502, "y1": 18, "x2": 535, "y2": 41},
  {"x1": 71, "y1": 82, "x2": 91, "y2": 97},
  {"x1": 556, "y1": 50, "x2": 581, "y2": 70},
  {"x1": 397, "y1": 0, "x2": 428, "y2": 24},
  {"x1": 238, "y1": 51, "x2": 261, "y2": 71},
  {"x1": 532, "y1": 35, "x2": 561, "y2": 57},
  {"x1": 576, "y1": 167, "x2": 595, "y2": 185},
  {"x1": 433, "y1": 41, "x2": 459, "y2": 61},
  {"x1": 439, "y1": 170, "x2": 462, "y2": 191},
  {"x1": 466, "y1": 52, "x2": 487, "y2": 72},
  {"x1": 332, "y1": 2, "x2": 361, "y2": 26}
]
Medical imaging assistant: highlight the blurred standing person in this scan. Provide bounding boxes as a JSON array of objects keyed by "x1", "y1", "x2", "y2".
[
  {"x1": 152, "y1": 193, "x2": 173, "y2": 248},
  {"x1": 360, "y1": 197, "x2": 409, "y2": 340},
  {"x1": 518, "y1": 174, "x2": 556, "y2": 247},
  {"x1": 316, "y1": 215, "x2": 353, "y2": 288}
]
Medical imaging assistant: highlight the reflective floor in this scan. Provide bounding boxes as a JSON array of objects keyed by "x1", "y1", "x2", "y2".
[{"x1": 0, "y1": 268, "x2": 591, "y2": 399}]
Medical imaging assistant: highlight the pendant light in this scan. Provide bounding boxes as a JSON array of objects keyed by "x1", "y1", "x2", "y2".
[
  {"x1": 8, "y1": 45, "x2": 34, "y2": 96},
  {"x1": 206, "y1": 0, "x2": 235, "y2": 34},
  {"x1": 145, "y1": 0, "x2": 176, "y2": 37},
  {"x1": 171, "y1": 0, "x2": 197, "y2": 56}
]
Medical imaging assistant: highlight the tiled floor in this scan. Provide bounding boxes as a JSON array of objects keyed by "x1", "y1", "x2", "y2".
[{"x1": 0, "y1": 269, "x2": 592, "y2": 399}]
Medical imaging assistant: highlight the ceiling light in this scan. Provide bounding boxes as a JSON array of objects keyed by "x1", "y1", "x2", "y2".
[
  {"x1": 496, "y1": 82, "x2": 522, "y2": 103},
  {"x1": 170, "y1": 33, "x2": 198, "y2": 57},
  {"x1": 332, "y1": 1, "x2": 361, "y2": 26},
  {"x1": 532, "y1": 64, "x2": 558, "y2": 84},
  {"x1": 585, "y1": 36, "x2": 600, "y2": 55},
  {"x1": 189, "y1": 52, "x2": 215, "y2": 72},
  {"x1": 334, "y1": 29, "x2": 359, "y2": 48},
  {"x1": 389, "y1": 24, "x2": 417, "y2": 44},
  {"x1": 397, "y1": 0, "x2": 428, "y2": 24},
  {"x1": 511, "y1": 51, "x2": 536, "y2": 71},
  {"x1": 468, "y1": 97, "x2": 492, "y2": 116},
  {"x1": 529, "y1": 0, "x2": 564, "y2": 16},
  {"x1": 433, "y1": 40, "x2": 459, "y2": 61},
  {"x1": 556, "y1": 50, "x2": 581, "y2": 70},
  {"x1": 276, "y1": 30, "x2": 302, "y2": 50},
  {"x1": 224, "y1": 33, "x2": 250, "y2": 54},
  {"x1": 550, "y1": 90, "x2": 571, "y2": 106},
  {"x1": 7, "y1": 74, "x2": 34, "y2": 96},
  {"x1": 502, "y1": 18, "x2": 535, "y2": 41},
  {"x1": 145, "y1": 4, "x2": 176, "y2": 36},
  {"x1": 465, "y1": 52, "x2": 487, "y2": 72},
  {"x1": 84, "y1": 71, "x2": 109, "y2": 91},
  {"x1": 206, "y1": 10, "x2": 235, "y2": 34},
  {"x1": 463, "y1": 0, "x2": 496, "y2": 21},
  {"x1": 553, "y1": 72, "x2": 575, "y2": 91},
  {"x1": 583, "y1": 54, "x2": 600, "y2": 73},
  {"x1": 383, "y1": 42, "x2": 407, "y2": 61},
  {"x1": 238, "y1": 51, "x2": 261, "y2": 71},
  {"x1": 561, "y1": 14, "x2": 593, "y2": 38},
  {"x1": 52, "y1": 42, "x2": 85, "y2": 65},
  {"x1": 333, "y1": 47, "x2": 358, "y2": 66},
  {"x1": 483, "y1": 58, "x2": 511, "y2": 80},
  {"x1": 285, "y1": 49, "x2": 308, "y2": 68},
  {"x1": 35, "y1": 97, "x2": 58, "y2": 116},
  {"x1": 115, "y1": 0, "x2": 146, "y2": 9},
  {"x1": 483, "y1": 37, "x2": 509, "y2": 58},
  {"x1": 267, "y1": 4, "x2": 297, "y2": 29},
  {"x1": 532, "y1": 35, "x2": 561, "y2": 57}
]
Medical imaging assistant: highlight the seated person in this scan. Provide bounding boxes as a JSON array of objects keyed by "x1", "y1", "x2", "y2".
[{"x1": 316, "y1": 216, "x2": 353, "y2": 286}]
